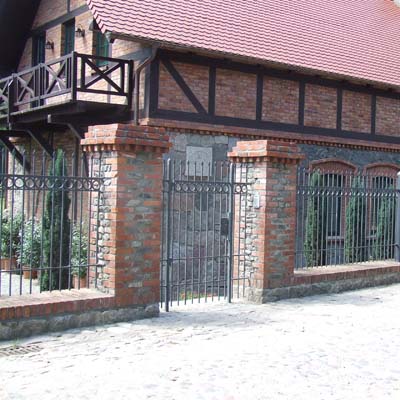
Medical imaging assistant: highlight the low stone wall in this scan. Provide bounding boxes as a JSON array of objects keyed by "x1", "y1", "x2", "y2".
[
  {"x1": 245, "y1": 263, "x2": 400, "y2": 303},
  {"x1": 0, "y1": 290, "x2": 159, "y2": 340}
]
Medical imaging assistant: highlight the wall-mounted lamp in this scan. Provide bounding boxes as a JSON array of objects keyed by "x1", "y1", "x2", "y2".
[
  {"x1": 45, "y1": 40, "x2": 54, "y2": 50},
  {"x1": 75, "y1": 25, "x2": 85, "y2": 38}
]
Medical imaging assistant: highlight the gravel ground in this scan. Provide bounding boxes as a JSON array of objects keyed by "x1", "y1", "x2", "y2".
[{"x1": 1, "y1": 284, "x2": 400, "y2": 400}]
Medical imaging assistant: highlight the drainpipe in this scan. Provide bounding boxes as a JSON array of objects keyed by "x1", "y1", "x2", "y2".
[{"x1": 134, "y1": 45, "x2": 158, "y2": 125}]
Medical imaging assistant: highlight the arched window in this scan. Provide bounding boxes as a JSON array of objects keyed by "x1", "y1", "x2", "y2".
[
  {"x1": 365, "y1": 164, "x2": 399, "y2": 240},
  {"x1": 310, "y1": 159, "x2": 357, "y2": 238}
]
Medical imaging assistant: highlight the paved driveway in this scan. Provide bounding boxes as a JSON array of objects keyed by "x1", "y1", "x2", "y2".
[{"x1": 1, "y1": 285, "x2": 400, "y2": 400}]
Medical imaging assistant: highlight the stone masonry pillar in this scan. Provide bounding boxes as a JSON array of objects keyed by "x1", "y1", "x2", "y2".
[
  {"x1": 81, "y1": 124, "x2": 170, "y2": 312},
  {"x1": 228, "y1": 140, "x2": 304, "y2": 303}
]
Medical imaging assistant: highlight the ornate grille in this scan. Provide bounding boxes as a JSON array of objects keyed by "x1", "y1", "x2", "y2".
[{"x1": 0, "y1": 150, "x2": 103, "y2": 296}]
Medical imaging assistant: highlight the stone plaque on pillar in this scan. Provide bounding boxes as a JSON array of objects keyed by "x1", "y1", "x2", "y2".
[{"x1": 186, "y1": 146, "x2": 213, "y2": 177}]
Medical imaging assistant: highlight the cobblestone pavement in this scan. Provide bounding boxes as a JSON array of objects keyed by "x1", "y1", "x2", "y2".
[
  {"x1": 0, "y1": 272, "x2": 39, "y2": 296},
  {"x1": 1, "y1": 285, "x2": 400, "y2": 400}
]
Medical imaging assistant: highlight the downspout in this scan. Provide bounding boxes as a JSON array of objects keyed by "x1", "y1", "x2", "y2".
[{"x1": 133, "y1": 45, "x2": 158, "y2": 125}]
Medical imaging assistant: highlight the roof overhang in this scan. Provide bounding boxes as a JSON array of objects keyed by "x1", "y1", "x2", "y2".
[{"x1": 0, "y1": 0, "x2": 40, "y2": 77}]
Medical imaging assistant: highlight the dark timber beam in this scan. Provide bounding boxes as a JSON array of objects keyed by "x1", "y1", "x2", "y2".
[
  {"x1": 10, "y1": 123, "x2": 53, "y2": 157},
  {"x1": 208, "y1": 66, "x2": 216, "y2": 116},
  {"x1": 26, "y1": 129, "x2": 53, "y2": 157},
  {"x1": 337, "y1": 88, "x2": 343, "y2": 131},
  {"x1": 256, "y1": 73, "x2": 263, "y2": 121},
  {"x1": 162, "y1": 59, "x2": 207, "y2": 114},
  {"x1": 0, "y1": 136, "x2": 31, "y2": 171},
  {"x1": 47, "y1": 111, "x2": 131, "y2": 127},
  {"x1": 67, "y1": 124, "x2": 86, "y2": 140},
  {"x1": 148, "y1": 57, "x2": 160, "y2": 117},
  {"x1": 298, "y1": 82, "x2": 305, "y2": 126},
  {"x1": 154, "y1": 108, "x2": 400, "y2": 145},
  {"x1": 371, "y1": 95, "x2": 377, "y2": 135}
]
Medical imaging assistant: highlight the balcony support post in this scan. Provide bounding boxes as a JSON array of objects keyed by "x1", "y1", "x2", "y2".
[{"x1": 0, "y1": 136, "x2": 31, "y2": 172}]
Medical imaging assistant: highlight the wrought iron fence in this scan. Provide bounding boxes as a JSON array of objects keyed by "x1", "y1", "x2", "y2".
[
  {"x1": 160, "y1": 160, "x2": 250, "y2": 310},
  {"x1": 296, "y1": 167, "x2": 398, "y2": 269},
  {"x1": 0, "y1": 149, "x2": 102, "y2": 296}
]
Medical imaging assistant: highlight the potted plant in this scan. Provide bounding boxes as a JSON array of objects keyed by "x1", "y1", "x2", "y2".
[
  {"x1": 71, "y1": 224, "x2": 88, "y2": 289},
  {"x1": 17, "y1": 219, "x2": 42, "y2": 279},
  {"x1": 0, "y1": 211, "x2": 23, "y2": 272}
]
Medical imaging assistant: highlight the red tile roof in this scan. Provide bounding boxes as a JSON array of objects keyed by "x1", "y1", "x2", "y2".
[{"x1": 88, "y1": 0, "x2": 400, "y2": 88}]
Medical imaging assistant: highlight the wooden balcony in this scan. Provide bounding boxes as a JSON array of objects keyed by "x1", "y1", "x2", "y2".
[{"x1": 0, "y1": 52, "x2": 134, "y2": 126}]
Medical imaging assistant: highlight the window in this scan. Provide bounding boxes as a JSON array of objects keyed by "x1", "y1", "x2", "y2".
[
  {"x1": 62, "y1": 19, "x2": 75, "y2": 55},
  {"x1": 32, "y1": 33, "x2": 45, "y2": 66},
  {"x1": 92, "y1": 21, "x2": 109, "y2": 66}
]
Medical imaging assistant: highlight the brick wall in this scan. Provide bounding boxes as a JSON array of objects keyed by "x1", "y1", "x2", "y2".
[
  {"x1": 215, "y1": 69, "x2": 257, "y2": 119},
  {"x1": 304, "y1": 84, "x2": 337, "y2": 129},
  {"x1": 342, "y1": 91, "x2": 371, "y2": 133},
  {"x1": 159, "y1": 61, "x2": 209, "y2": 113},
  {"x1": 364, "y1": 163, "x2": 400, "y2": 176},
  {"x1": 70, "y1": 0, "x2": 87, "y2": 9},
  {"x1": 262, "y1": 77, "x2": 299, "y2": 124},
  {"x1": 228, "y1": 140, "x2": 304, "y2": 301},
  {"x1": 32, "y1": 0, "x2": 67, "y2": 29},
  {"x1": 376, "y1": 97, "x2": 400, "y2": 137},
  {"x1": 82, "y1": 124, "x2": 170, "y2": 302},
  {"x1": 159, "y1": 63, "x2": 197, "y2": 113}
]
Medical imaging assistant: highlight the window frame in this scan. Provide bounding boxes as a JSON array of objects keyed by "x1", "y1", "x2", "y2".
[
  {"x1": 310, "y1": 160, "x2": 357, "y2": 240},
  {"x1": 62, "y1": 19, "x2": 75, "y2": 56},
  {"x1": 32, "y1": 33, "x2": 46, "y2": 66},
  {"x1": 92, "y1": 21, "x2": 109, "y2": 67}
]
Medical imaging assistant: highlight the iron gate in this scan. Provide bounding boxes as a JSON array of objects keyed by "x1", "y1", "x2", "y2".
[{"x1": 160, "y1": 160, "x2": 250, "y2": 310}]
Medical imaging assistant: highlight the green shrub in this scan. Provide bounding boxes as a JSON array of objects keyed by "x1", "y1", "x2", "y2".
[
  {"x1": 17, "y1": 219, "x2": 42, "y2": 269},
  {"x1": 344, "y1": 177, "x2": 367, "y2": 263},
  {"x1": 304, "y1": 172, "x2": 327, "y2": 267},
  {"x1": 40, "y1": 150, "x2": 71, "y2": 291},
  {"x1": 0, "y1": 211, "x2": 23, "y2": 257},
  {"x1": 372, "y1": 195, "x2": 395, "y2": 260}
]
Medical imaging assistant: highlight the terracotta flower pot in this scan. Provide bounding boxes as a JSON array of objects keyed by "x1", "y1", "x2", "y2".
[
  {"x1": 22, "y1": 268, "x2": 38, "y2": 280},
  {"x1": 73, "y1": 275, "x2": 87, "y2": 289},
  {"x1": 1, "y1": 256, "x2": 17, "y2": 272}
]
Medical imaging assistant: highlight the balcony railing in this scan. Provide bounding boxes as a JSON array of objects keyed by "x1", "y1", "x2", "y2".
[{"x1": 0, "y1": 52, "x2": 134, "y2": 120}]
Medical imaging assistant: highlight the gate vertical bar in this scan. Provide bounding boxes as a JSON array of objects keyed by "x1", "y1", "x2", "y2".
[
  {"x1": 165, "y1": 159, "x2": 173, "y2": 311},
  {"x1": 395, "y1": 172, "x2": 400, "y2": 262},
  {"x1": 227, "y1": 163, "x2": 235, "y2": 303}
]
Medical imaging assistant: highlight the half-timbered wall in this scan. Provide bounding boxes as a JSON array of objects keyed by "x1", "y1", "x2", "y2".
[{"x1": 150, "y1": 51, "x2": 400, "y2": 146}]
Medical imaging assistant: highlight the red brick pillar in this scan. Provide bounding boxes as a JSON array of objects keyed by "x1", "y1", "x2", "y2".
[
  {"x1": 81, "y1": 124, "x2": 170, "y2": 312},
  {"x1": 228, "y1": 140, "x2": 304, "y2": 302}
]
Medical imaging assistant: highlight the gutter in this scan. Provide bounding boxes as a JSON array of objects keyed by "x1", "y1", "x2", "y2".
[{"x1": 133, "y1": 45, "x2": 158, "y2": 125}]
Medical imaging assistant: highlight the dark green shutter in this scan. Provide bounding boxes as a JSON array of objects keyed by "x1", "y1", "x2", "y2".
[
  {"x1": 95, "y1": 31, "x2": 109, "y2": 66},
  {"x1": 32, "y1": 34, "x2": 45, "y2": 66},
  {"x1": 63, "y1": 20, "x2": 75, "y2": 55}
]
